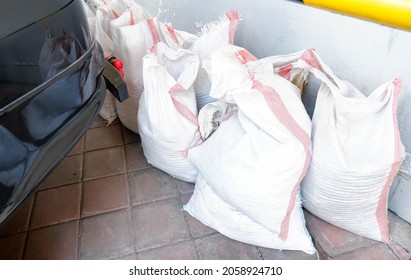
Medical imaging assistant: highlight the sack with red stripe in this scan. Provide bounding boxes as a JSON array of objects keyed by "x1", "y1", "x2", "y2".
[
  {"x1": 192, "y1": 10, "x2": 239, "y2": 111},
  {"x1": 157, "y1": 10, "x2": 239, "y2": 111},
  {"x1": 110, "y1": 3, "x2": 159, "y2": 133},
  {"x1": 138, "y1": 42, "x2": 201, "y2": 183},
  {"x1": 93, "y1": 0, "x2": 133, "y2": 125},
  {"x1": 298, "y1": 50, "x2": 405, "y2": 242},
  {"x1": 184, "y1": 45, "x2": 315, "y2": 253},
  {"x1": 158, "y1": 21, "x2": 198, "y2": 50}
]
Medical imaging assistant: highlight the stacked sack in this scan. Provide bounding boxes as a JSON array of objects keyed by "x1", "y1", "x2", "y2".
[
  {"x1": 137, "y1": 10, "x2": 239, "y2": 182},
  {"x1": 138, "y1": 42, "x2": 201, "y2": 183},
  {"x1": 184, "y1": 45, "x2": 316, "y2": 254},
  {"x1": 87, "y1": 0, "x2": 239, "y2": 131},
  {"x1": 298, "y1": 50, "x2": 404, "y2": 243},
  {"x1": 110, "y1": 2, "x2": 160, "y2": 133},
  {"x1": 86, "y1": 0, "x2": 130, "y2": 125}
]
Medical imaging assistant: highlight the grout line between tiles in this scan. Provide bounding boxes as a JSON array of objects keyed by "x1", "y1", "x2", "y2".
[
  {"x1": 133, "y1": 238, "x2": 200, "y2": 257},
  {"x1": 84, "y1": 143, "x2": 124, "y2": 153},
  {"x1": 121, "y1": 125, "x2": 140, "y2": 255},
  {"x1": 176, "y1": 187, "x2": 201, "y2": 260},
  {"x1": 21, "y1": 191, "x2": 38, "y2": 260},
  {"x1": 77, "y1": 148, "x2": 87, "y2": 260},
  {"x1": 256, "y1": 247, "x2": 264, "y2": 260},
  {"x1": 82, "y1": 171, "x2": 128, "y2": 182}
]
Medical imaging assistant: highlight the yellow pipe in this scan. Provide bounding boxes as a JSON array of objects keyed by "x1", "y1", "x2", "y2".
[{"x1": 303, "y1": 0, "x2": 411, "y2": 31}]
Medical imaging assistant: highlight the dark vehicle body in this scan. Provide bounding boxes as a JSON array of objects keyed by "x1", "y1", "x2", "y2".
[{"x1": 0, "y1": 0, "x2": 107, "y2": 225}]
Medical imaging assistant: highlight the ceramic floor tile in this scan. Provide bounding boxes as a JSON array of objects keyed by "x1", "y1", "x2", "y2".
[
  {"x1": 128, "y1": 168, "x2": 179, "y2": 206},
  {"x1": 136, "y1": 240, "x2": 198, "y2": 260},
  {"x1": 30, "y1": 183, "x2": 81, "y2": 229},
  {"x1": 80, "y1": 209, "x2": 134, "y2": 260},
  {"x1": 0, "y1": 196, "x2": 33, "y2": 237},
  {"x1": 132, "y1": 198, "x2": 190, "y2": 252},
  {"x1": 84, "y1": 146, "x2": 126, "y2": 180},
  {"x1": 388, "y1": 211, "x2": 411, "y2": 253},
  {"x1": 67, "y1": 136, "x2": 85, "y2": 156},
  {"x1": 113, "y1": 253, "x2": 138, "y2": 260},
  {"x1": 125, "y1": 143, "x2": 150, "y2": 172},
  {"x1": 195, "y1": 234, "x2": 260, "y2": 260},
  {"x1": 122, "y1": 125, "x2": 140, "y2": 144},
  {"x1": 85, "y1": 124, "x2": 123, "y2": 152},
  {"x1": 82, "y1": 174, "x2": 129, "y2": 217},
  {"x1": 177, "y1": 180, "x2": 195, "y2": 195},
  {"x1": 90, "y1": 116, "x2": 109, "y2": 128},
  {"x1": 304, "y1": 210, "x2": 379, "y2": 258},
  {"x1": 259, "y1": 247, "x2": 318, "y2": 260},
  {"x1": 40, "y1": 154, "x2": 83, "y2": 189},
  {"x1": 0, "y1": 233, "x2": 26, "y2": 260},
  {"x1": 24, "y1": 221, "x2": 78, "y2": 260},
  {"x1": 334, "y1": 243, "x2": 398, "y2": 260}
]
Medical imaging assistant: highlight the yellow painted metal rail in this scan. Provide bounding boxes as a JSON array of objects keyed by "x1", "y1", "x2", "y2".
[{"x1": 303, "y1": 0, "x2": 411, "y2": 30}]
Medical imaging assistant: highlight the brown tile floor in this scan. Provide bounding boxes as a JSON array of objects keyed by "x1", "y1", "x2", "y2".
[{"x1": 0, "y1": 116, "x2": 410, "y2": 260}]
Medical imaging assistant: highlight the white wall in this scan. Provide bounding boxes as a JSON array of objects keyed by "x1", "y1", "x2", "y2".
[{"x1": 137, "y1": 0, "x2": 411, "y2": 222}]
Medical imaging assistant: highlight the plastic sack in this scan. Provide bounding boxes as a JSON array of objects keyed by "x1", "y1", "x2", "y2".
[
  {"x1": 184, "y1": 45, "x2": 315, "y2": 253},
  {"x1": 138, "y1": 42, "x2": 201, "y2": 183},
  {"x1": 93, "y1": 0, "x2": 132, "y2": 124},
  {"x1": 190, "y1": 10, "x2": 239, "y2": 110},
  {"x1": 111, "y1": 5, "x2": 160, "y2": 133},
  {"x1": 157, "y1": 10, "x2": 239, "y2": 110},
  {"x1": 158, "y1": 21, "x2": 198, "y2": 50},
  {"x1": 94, "y1": 0, "x2": 135, "y2": 57},
  {"x1": 299, "y1": 49, "x2": 405, "y2": 243}
]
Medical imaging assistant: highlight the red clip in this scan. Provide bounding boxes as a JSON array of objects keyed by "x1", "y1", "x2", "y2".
[{"x1": 107, "y1": 56, "x2": 125, "y2": 77}]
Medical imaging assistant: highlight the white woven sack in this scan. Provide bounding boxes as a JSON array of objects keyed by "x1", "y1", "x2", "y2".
[
  {"x1": 158, "y1": 22, "x2": 198, "y2": 50},
  {"x1": 299, "y1": 49, "x2": 405, "y2": 242},
  {"x1": 185, "y1": 174, "x2": 315, "y2": 254},
  {"x1": 186, "y1": 45, "x2": 315, "y2": 252},
  {"x1": 94, "y1": 0, "x2": 132, "y2": 124},
  {"x1": 189, "y1": 10, "x2": 239, "y2": 110},
  {"x1": 138, "y1": 42, "x2": 201, "y2": 183},
  {"x1": 111, "y1": 5, "x2": 159, "y2": 133}
]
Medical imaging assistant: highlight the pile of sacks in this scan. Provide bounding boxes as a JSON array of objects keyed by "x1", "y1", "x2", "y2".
[
  {"x1": 83, "y1": 0, "x2": 237, "y2": 129},
  {"x1": 84, "y1": 0, "x2": 405, "y2": 254}
]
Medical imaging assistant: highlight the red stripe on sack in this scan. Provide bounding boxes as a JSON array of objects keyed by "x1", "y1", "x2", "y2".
[
  {"x1": 130, "y1": 10, "x2": 135, "y2": 25},
  {"x1": 112, "y1": 10, "x2": 120, "y2": 19},
  {"x1": 300, "y1": 49, "x2": 323, "y2": 72},
  {"x1": 226, "y1": 9, "x2": 239, "y2": 45},
  {"x1": 147, "y1": 19, "x2": 161, "y2": 45},
  {"x1": 252, "y1": 80, "x2": 311, "y2": 241},
  {"x1": 236, "y1": 49, "x2": 258, "y2": 64},
  {"x1": 171, "y1": 97, "x2": 199, "y2": 127},
  {"x1": 279, "y1": 64, "x2": 293, "y2": 80},
  {"x1": 168, "y1": 83, "x2": 187, "y2": 93},
  {"x1": 166, "y1": 24, "x2": 180, "y2": 45},
  {"x1": 150, "y1": 44, "x2": 158, "y2": 55},
  {"x1": 375, "y1": 78, "x2": 403, "y2": 243},
  {"x1": 169, "y1": 83, "x2": 199, "y2": 127}
]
